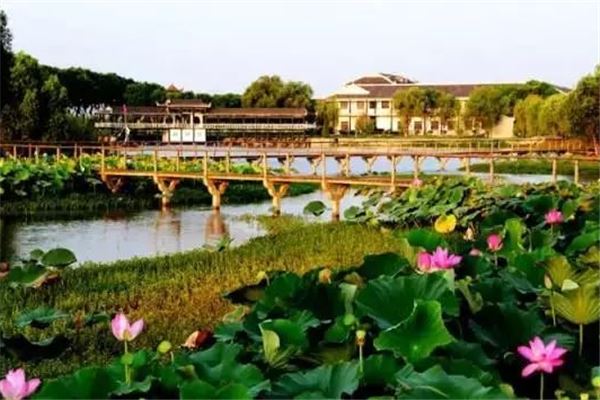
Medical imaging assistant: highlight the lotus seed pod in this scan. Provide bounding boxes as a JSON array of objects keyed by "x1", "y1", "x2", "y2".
[{"x1": 157, "y1": 340, "x2": 172, "y2": 354}]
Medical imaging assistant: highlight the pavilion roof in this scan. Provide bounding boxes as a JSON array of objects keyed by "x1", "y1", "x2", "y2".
[{"x1": 207, "y1": 108, "x2": 307, "y2": 118}]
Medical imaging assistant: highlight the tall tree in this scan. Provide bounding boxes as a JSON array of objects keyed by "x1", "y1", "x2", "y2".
[
  {"x1": 435, "y1": 92, "x2": 459, "y2": 134},
  {"x1": 316, "y1": 99, "x2": 339, "y2": 135},
  {"x1": 0, "y1": 10, "x2": 13, "y2": 116},
  {"x1": 464, "y1": 86, "x2": 505, "y2": 136},
  {"x1": 241, "y1": 75, "x2": 313, "y2": 108},
  {"x1": 124, "y1": 82, "x2": 166, "y2": 106},
  {"x1": 41, "y1": 74, "x2": 69, "y2": 140},
  {"x1": 393, "y1": 88, "x2": 420, "y2": 136},
  {"x1": 538, "y1": 94, "x2": 569, "y2": 137},
  {"x1": 564, "y1": 66, "x2": 600, "y2": 152}
]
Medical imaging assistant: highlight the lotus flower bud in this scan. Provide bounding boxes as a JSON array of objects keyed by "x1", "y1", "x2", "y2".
[
  {"x1": 318, "y1": 268, "x2": 332, "y2": 284},
  {"x1": 157, "y1": 340, "x2": 172, "y2": 354},
  {"x1": 544, "y1": 275, "x2": 553, "y2": 290},
  {"x1": 355, "y1": 329, "x2": 366, "y2": 347}
]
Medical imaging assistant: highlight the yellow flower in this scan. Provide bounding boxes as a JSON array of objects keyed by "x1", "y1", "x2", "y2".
[{"x1": 434, "y1": 214, "x2": 457, "y2": 234}]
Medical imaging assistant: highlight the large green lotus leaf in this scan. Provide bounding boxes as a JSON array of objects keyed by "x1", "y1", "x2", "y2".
[
  {"x1": 362, "y1": 354, "x2": 403, "y2": 387},
  {"x1": 6, "y1": 265, "x2": 50, "y2": 288},
  {"x1": 33, "y1": 367, "x2": 118, "y2": 399},
  {"x1": 324, "y1": 316, "x2": 352, "y2": 343},
  {"x1": 443, "y1": 340, "x2": 494, "y2": 368},
  {"x1": 271, "y1": 361, "x2": 359, "y2": 398},
  {"x1": 567, "y1": 230, "x2": 600, "y2": 254},
  {"x1": 546, "y1": 256, "x2": 574, "y2": 287},
  {"x1": 394, "y1": 365, "x2": 511, "y2": 399},
  {"x1": 523, "y1": 194, "x2": 555, "y2": 214},
  {"x1": 357, "y1": 252, "x2": 409, "y2": 279},
  {"x1": 303, "y1": 200, "x2": 327, "y2": 216},
  {"x1": 260, "y1": 319, "x2": 308, "y2": 349},
  {"x1": 469, "y1": 303, "x2": 545, "y2": 351},
  {"x1": 374, "y1": 301, "x2": 454, "y2": 363},
  {"x1": 355, "y1": 274, "x2": 458, "y2": 329},
  {"x1": 406, "y1": 229, "x2": 444, "y2": 251},
  {"x1": 552, "y1": 284, "x2": 600, "y2": 325},
  {"x1": 180, "y1": 380, "x2": 251, "y2": 399},
  {"x1": 415, "y1": 358, "x2": 496, "y2": 387},
  {"x1": 41, "y1": 248, "x2": 77, "y2": 268},
  {"x1": 16, "y1": 307, "x2": 69, "y2": 329},
  {"x1": 0, "y1": 334, "x2": 70, "y2": 361},
  {"x1": 502, "y1": 218, "x2": 525, "y2": 254},
  {"x1": 511, "y1": 253, "x2": 545, "y2": 288},
  {"x1": 188, "y1": 343, "x2": 269, "y2": 397},
  {"x1": 254, "y1": 272, "x2": 304, "y2": 315}
]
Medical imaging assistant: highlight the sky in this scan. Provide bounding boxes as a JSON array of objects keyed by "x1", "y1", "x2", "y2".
[{"x1": 3, "y1": 1, "x2": 599, "y2": 97}]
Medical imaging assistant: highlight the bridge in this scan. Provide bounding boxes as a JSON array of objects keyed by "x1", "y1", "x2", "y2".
[{"x1": 2, "y1": 138, "x2": 597, "y2": 219}]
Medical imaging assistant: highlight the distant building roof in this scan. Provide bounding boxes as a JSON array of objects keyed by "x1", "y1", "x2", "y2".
[
  {"x1": 165, "y1": 99, "x2": 211, "y2": 108},
  {"x1": 347, "y1": 73, "x2": 416, "y2": 85},
  {"x1": 207, "y1": 108, "x2": 307, "y2": 118},
  {"x1": 335, "y1": 82, "x2": 525, "y2": 98},
  {"x1": 165, "y1": 84, "x2": 182, "y2": 92}
]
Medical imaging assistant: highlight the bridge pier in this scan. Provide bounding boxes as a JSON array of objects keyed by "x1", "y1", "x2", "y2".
[
  {"x1": 153, "y1": 176, "x2": 180, "y2": 208},
  {"x1": 263, "y1": 180, "x2": 289, "y2": 215},
  {"x1": 413, "y1": 156, "x2": 423, "y2": 179},
  {"x1": 335, "y1": 155, "x2": 350, "y2": 176},
  {"x1": 573, "y1": 160, "x2": 579, "y2": 184},
  {"x1": 202, "y1": 178, "x2": 228, "y2": 210},
  {"x1": 277, "y1": 154, "x2": 294, "y2": 174},
  {"x1": 462, "y1": 157, "x2": 471, "y2": 175},
  {"x1": 551, "y1": 158, "x2": 558, "y2": 183},
  {"x1": 308, "y1": 155, "x2": 323, "y2": 175},
  {"x1": 363, "y1": 156, "x2": 377, "y2": 173},
  {"x1": 437, "y1": 157, "x2": 449, "y2": 171},
  {"x1": 322, "y1": 182, "x2": 348, "y2": 221},
  {"x1": 489, "y1": 159, "x2": 495, "y2": 184}
]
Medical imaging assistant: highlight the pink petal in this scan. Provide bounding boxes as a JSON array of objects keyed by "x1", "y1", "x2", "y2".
[
  {"x1": 549, "y1": 347, "x2": 567, "y2": 360},
  {"x1": 531, "y1": 337, "x2": 545, "y2": 356},
  {"x1": 517, "y1": 346, "x2": 534, "y2": 361},
  {"x1": 539, "y1": 361, "x2": 554, "y2": 374},
  {"x1": 0, "y1": 379, "x2": 18, "y2": 400},
  {"x1": 111, "y1": 313, "x2": 129, "y2": 341},
  {"x1": 6, "y1": 369, "x2": 25, "y2": 388},
  {"x1": 545, "y1": 340, "x2": 557, "y2": 354},
  {"x1": 127, "y1": 319, "x2": 144, "y2": 340},
  {"x1": 522, "y1": 363, "x2": 539, "y2": 377},
  {"x1": 24, "y1": 379, "x2": 41, "y2": 397}
]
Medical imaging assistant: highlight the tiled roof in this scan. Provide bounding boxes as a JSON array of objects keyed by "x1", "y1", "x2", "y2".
[
  {"x1": 207, "y1": 108, "x2": 307, "y2": 118},
  {"x1": 167, "y1": 99, "x2": 211, "y2": 107},
  {"x1": 338, "y1": 83, "x2": 521, "y2": 98},
  {"x1": 98, "y1": 106, "x2": 168, "y2": 115},
  {"x1": 348, "y1": 73, "x2": 417, "y2": 85}
]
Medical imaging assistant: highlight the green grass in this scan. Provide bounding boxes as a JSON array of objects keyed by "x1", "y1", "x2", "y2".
[
  {"x1": 0, "y1": 222, "x2": 402, "y2": 378},
  {"x1": 463, "y1": 159, "x2": 599, "y2": 180}
]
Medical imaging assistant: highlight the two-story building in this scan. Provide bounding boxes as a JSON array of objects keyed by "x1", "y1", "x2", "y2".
[{"x1": 328, "y1": 73, "x2": 552, "y2": 136}]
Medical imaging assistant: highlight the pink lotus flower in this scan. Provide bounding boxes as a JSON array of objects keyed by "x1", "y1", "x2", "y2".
[
  {"x1": 416, "y1": 251, "x2": 432, "y2": 272},
  {"x1": 111, "y1": 312, "x2": 144, "y2": 342},
  {"x1": 517, "y1": 337, "x2": 567, "y2": 377},
  {"x1": 545, "y1": 209, "x2": 563, "y2": 225},
  {"x1": 0, "y1": 369, "x2": 41, "y2": 400},
  {"x1": 411, "y1": 178, "x2": 423, "y2": 187},
  {"x1": 430, "y1": 247, "x2": 462, "y2": 270},
  {"x1": 487, "y1": 234, "x2": 503, "y2": 252}
]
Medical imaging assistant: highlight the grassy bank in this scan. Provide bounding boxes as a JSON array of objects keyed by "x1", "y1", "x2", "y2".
[
  {"x1": 0, "y1": 182, "x2": 317, "y2": 217},
  {"x1": 462, "y1": 159, "x2": 599, "y2": 180},
  {"x1": 0, "y1": 222, "x2": 402, "y2": 378}
]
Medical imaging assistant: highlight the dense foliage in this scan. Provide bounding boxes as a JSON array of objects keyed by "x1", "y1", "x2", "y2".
[{"x1": 241, "y1": 75, "x2": 314, "y2": 109}]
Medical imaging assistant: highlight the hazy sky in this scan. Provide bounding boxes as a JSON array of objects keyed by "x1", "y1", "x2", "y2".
[{"x1": 3, "y1": 1, "x2": 599, "y2": 96}]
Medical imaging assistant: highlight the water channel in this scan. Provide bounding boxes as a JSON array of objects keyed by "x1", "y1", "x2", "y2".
[{"x1": 0, "y1": 157, "x2": 569, "y2": 263}]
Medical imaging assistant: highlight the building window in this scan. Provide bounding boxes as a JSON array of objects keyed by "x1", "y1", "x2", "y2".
[
  {"x1": 368, "y1": 101, "x2": 376, "y2": 109},
  {"x1": 356, "y1": 101, "x2": 365, "y2": 110},
  {"x1": 340, "y1": 101, "x2": 348, "y2": 110},
  {"x1": 447, "y1": 120, "x2": 455, "y2": 130},
  {"x1": 341, "y1": 121, "x2": 349, "y2": 132},
  {"x1": 381, "y1": 101, "x2": 390, "y2": 109},
  {"x1": 413, "y1": 121, "x2": 423, "y2": 133},
  {"x1": 431, "y1": 120, "x2": 439, "y2": 131}
]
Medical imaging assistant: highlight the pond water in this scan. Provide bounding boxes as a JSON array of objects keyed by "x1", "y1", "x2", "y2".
[{"x1": 0, "y1": 157, "x2": 569, "y2": 264}]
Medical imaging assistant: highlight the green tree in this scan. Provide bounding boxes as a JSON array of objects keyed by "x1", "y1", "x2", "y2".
[
  {"x1": 212, "y1": 93, "x2": 242, "y2": 108},
  {"x1": 41, "y1": 74, "x2": 69, "y2": 141},
  {"x1": 464, "y1": 86, "x2": 505, "y2": 136},
  {"x1": 124, "y1": 82, "x2": 166, "y2": 106},
  {"x1": 0, "y1": 10, "x2": 13, "y2": 116},
  {"x1": 514, "y1": 95, "x2": 544, "y2": 137},
  {"x1": 354, "y1": 115, "x2": 375, "y2": 135},
  {"x1": 564, "y1": 66, "x2": 600, "y2": 152},
  {"x1": 435, "y1": 92, "x2": 459, "y2": 134},
  {"x1": 393, "y1": 88, "x2": 421, "y2": 136},
  {"x1": 241, "y1": 75, "x2": 313, "y2": 108},
  {"x1": 538, "y1": 94, "x2": 570, "y2": 137},
  {"x1": 316, "y1": 99, "x2": 339, "y2": 135},
  {"x1": 16, "y1": 89, "x2": 40, "y2": 140}
]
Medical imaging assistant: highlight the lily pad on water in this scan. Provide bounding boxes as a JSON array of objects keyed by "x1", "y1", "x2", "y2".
[
  {"x1": 41, "y1": 248, "x2": 77, "y2": 268},
  {"x1": 16, "y1": 307, "x2": 69, "y2": 329}
]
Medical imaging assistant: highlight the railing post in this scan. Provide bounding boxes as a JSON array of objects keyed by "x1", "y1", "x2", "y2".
[
  {"x1": 101, "y1": 145, "x2": 106, "y2": 175},
  {"x1": 225, "y1": 152, "x2": 231, "y2": 174},
  {"x1": 12, "y1": 145, "x2": 17, "y2": 159},
  {"x1": 56, "y1": 146, "x2": 61, "y2": 159},
  {"x1": 573, "y1": 160, "x2": 579, "y2": 184},
  {"x1": 153, "y1": 149, "x2": 158, "y2": 173},
  {"x1": 262, "y1": 152, "x2": 268, "y2": 178},
  {"x1": 175, "y1": 149, "x2": 180, "y2": 172},
  {"x1": 551, "y1": 158, "x2": 557, "y2": 184},
  {"x1": 390, "y1": 155, "x2": 396, "y2": 188},
  {"x1": 203, "y1": 151, "x2": 208, "y2": 178},
  {"x1": 34, "y1": 146, "x2": 39, "y2": 163},
  {"x1": 28, "y1": 143, "x2": 32, "y2": 158},
  {"x1": 489, "y1": 158, "x2": 494, "y2": 184}
]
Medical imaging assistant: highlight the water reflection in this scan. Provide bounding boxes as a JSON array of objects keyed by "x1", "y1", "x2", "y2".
[{"x1": 205, "y1": 209, "x2": 228, "y2": 246}]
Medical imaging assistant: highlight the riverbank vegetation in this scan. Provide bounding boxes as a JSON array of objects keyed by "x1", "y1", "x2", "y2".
[
  {"x1": 460, "y1": 159, "x2": 599, "y2": 181},
  {"x1": 0, "y1": 155, "x2": 317, "y2": 217},
  {"x1": 1, "y1": 178, "x2": 598, "y2": 398}
]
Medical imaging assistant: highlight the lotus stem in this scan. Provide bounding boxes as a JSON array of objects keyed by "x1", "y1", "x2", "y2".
[
  {"x1": 579, "y1": 324, "x2": 583, "y2": 356},
  {"x1": 494, "y1": 253, "x2": 498, "y2": 268},
  {"x1": 358, "y1": 344, "x2": 363, "y2": 374},
  {"x1": 550, "y1": 290, "x2": 556, "y2": 327},
  {"x1": 124, "y1": 341, "x2": 131, "y2": 385},
  {"x1": 540, "y1": 373, "x2": 544, "y2": 400}
]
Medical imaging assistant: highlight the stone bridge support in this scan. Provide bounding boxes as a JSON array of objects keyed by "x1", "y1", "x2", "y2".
[
  {"x1": 153, "y1": 176, "x2": 180, "y2": 208},
  {"x1": 413, "y1": 156, "x2": 424, "y2": 179},
  {"x1": 462, "y1": 157, "x2": 471, "y2": 175},
  {"x1": 387, "y1": 155, "x2": 399, "y2": 193},
  {"x1": 276, "y1": 154, "x2": 294, "y2": 175},
  {"x1": 202, "y1": 178, "x2": 229, "y2": 210},
  {"x1": 363, "y1": 156, "x2": 377, "y2": 174},
  {"x1": 437, "y1": 157, "x2": 449, "y2": 171},
  {"x1": 263, "y1": 180, "x2": 289, "y2": 215},
  {"x1": 308, "y1": 155, "x2": 323, "y2": 175},
  {"x1": 322, "y1": 182, "x2": 349, "y2": 221},
  {"x1": 335, "y1": 154, "x2": 350, "y2": 176}
]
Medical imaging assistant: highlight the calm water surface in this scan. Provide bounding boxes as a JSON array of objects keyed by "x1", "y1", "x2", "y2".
[{"x1": 0, "y1": 158, "x2": 566, "y2": 263}]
